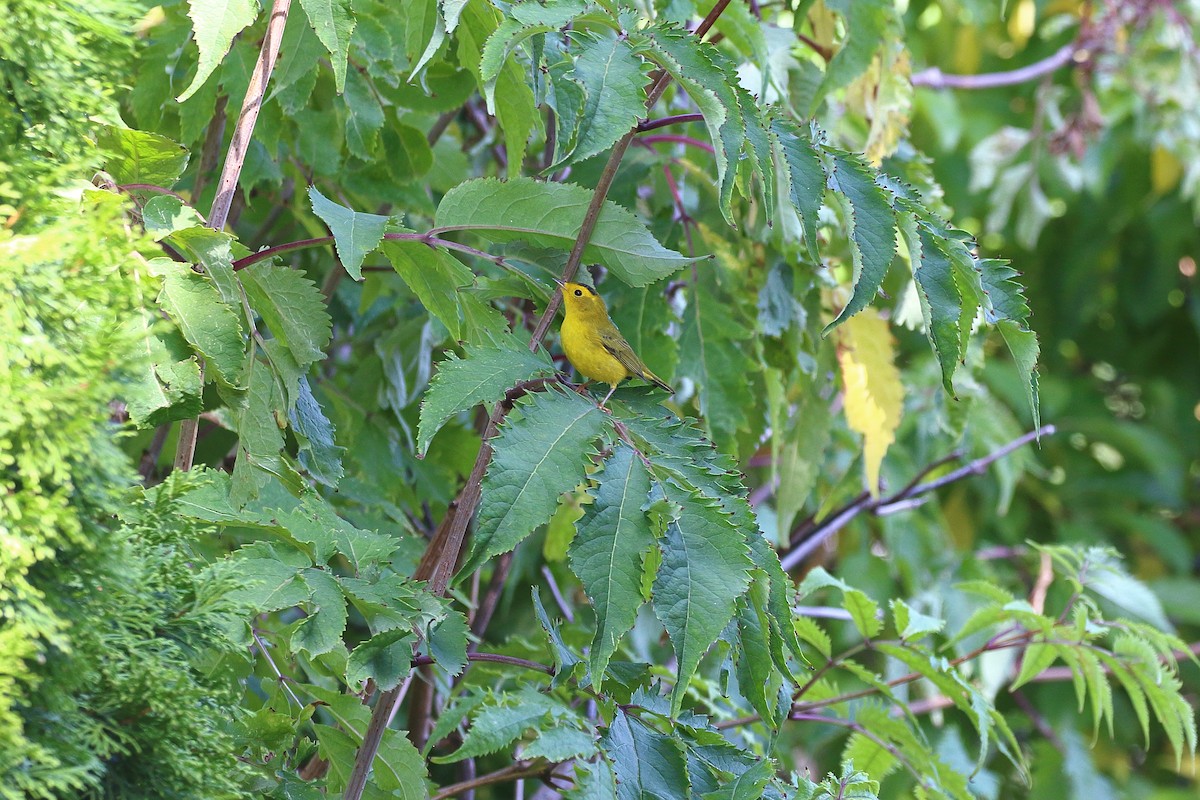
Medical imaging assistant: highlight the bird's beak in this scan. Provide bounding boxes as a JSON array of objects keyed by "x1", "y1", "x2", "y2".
[{"x1": 552, "y1": 277, "x2": 565, "y2": 288}]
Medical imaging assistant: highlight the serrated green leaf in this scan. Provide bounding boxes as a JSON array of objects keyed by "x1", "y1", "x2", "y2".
[
  {"x1": 461, "y1": 389, "x2": 608, "y2": 575},
  {"x1": 553, "y1": 31, "x2": 648, "y2": 167},
  {"x1": 299, "y1": 0, "x2": 356, "y2": 93},
  {"x1": 737, "y1": 90, "x2": 776, "y2": 227},
  {"x1": 434, "y1": 177, "x2": 694, "y2": 286},
  {"x1": 270, "y1": 6, "x2": 324, "y2": 101},
  {"x1": 436, "y1": 690, "x2": 558, "y2": 763},
  {"x1": 142, "y1": 195, "x2": 204, "y2": 241},
  {"x1": 240, "y1": 261, "x2": 332, "y2": 369},
  {"x1": 821, "y1": 0, "x2": 896, "y2": 97},
  {"x1": 570, "y1": 757, "x2": 619, "y2": 799},
  {"x1": 157, "y1": 261, "x2": 247, "y2": 388},
  {"x1": 227, "y1": 557, "x2": 310, "y2": 611},
  {"x1": 701, "y1": 758, "x2": 776, "y2": 800},
  {"x1": 824, "y1": 152, "x2": 897, "y2": 333},
  {"x1": 382, "y1": 238, "x2": 476, "y2": 341},
  {"x1": 651, "y1": 489, "x2": 752, "y2": 714},
  {"x1": 997, "y1": 320, "x2": 1041, "y2": 431},
  {"x1": 346, "y1": 630, "x2": 413, "y2": 691},
  {"x1": 844, "y1": 589, "x2": 882, "y2": 639},
  {"x1": 602, "y1": 708, "x2": 689, "y2": 800},
  {"x1": 417, "y1": 336, "x2": 557, "y2": 455},
  {"x1": 125, "y1": 309, "x2": 204, "y2": 428},
  {"x1": 889, "y1": 598, "x2": 944, "y2": 641},
  {"x1": 479, "y1": 0, "x2": 587, "y2": 109},
  {"x1": 98, "y1": 125, "x2": 191, "y2": 186},
  {"x1": 907, "y1": 225, "x2": 963, "y2": 393},
  {"x1": 308, "y1": 185, "x2": 389, "y2": 280},
  {"x1": 343, "y1": 68, "x2": 385, "y2": 158},
  {"x1": 293, "y1": 568, "x2": 348, "y2": 656},
  {"x1": 677, "y1": 274, "x2": 753, "y2": 450},
  {"x1": 634, "y1": 24, "x2": 743, "y2": 223},
  {"x1": 568, "y1": 444, "x2": 654, "y2": 686},
  {"x1": 290, "y1": 377, "x2": 345, "y2": 486},
  {"x1": 772, "y1": 119, "x2": 827, "y2": 263},
  {"x1": 793, "y1": 615, "x2": 831, "y2": 659},
  {"x1": 427, "y1": 609, "x2": 469, "y2": 676},
  {"x1": 523, "y1": 725, "x2": 597, "y2": 762},
  {"x1": 178, "y1": 0, "x2": 259, "y2": 101},
  {"x1": 734, "y1": 590, "x2": 778, "y2": 726},
  {"x1": 532, "y1": 588, "x2": 583, "y2": 685}
]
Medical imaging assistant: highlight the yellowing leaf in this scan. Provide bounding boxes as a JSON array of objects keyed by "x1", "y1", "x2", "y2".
[
  {"x1": 1151, "y1": 146, "x2": 1183, "y2": 195},
  {"x1": 847, "y1": 42, "x2": 912, "y2": 167},
  {"x1": 837, "y1": 309, "x2": 903, "y2": 496}
]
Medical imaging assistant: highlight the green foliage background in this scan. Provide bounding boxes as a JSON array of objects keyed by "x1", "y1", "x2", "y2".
[{"x1": 1, "y1": 0, "x2": 1197, "y2": 797}]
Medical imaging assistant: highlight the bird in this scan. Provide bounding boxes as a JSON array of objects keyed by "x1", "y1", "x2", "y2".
[{"x1": 556, "y1": 279, "x2": 673, "y2": 408}]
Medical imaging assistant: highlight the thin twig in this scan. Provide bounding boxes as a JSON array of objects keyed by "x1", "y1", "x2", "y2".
[
  {"x1": 541, "y1": 566, "x2": 575, "y2": 624},
  {"x1": 138, "y1": 425, "x2": 170, "y2": 483},
  {"x1": 636, "y1": 112, "x2": 705, "y2": 132},
  {"x1": 912, "y1": 42, "x2": 1077, "y2": 90},
  {"x1": 780, "y1": 425, "x2": 1055, "y2": 571},
  {"x1": 637, "y1": 133, "x2": 715, "y2": 153},
  {"x1": 431, "y1": 761, "x2": 554, "y2": 800},
  {"x1": 470, "y1": 553, "x2": 514, "y2": 647}
]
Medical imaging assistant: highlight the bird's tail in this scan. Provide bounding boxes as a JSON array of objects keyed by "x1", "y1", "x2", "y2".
[{"x1": 644, "y1": 371, "x2": 674, "y2": 394}]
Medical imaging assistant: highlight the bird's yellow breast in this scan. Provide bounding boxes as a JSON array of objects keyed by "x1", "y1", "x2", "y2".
[{"x1": 561, "y1": 314, "x2": 629, "y2": 386}]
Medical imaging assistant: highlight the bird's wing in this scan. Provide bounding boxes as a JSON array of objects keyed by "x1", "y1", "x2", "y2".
[
  {"x1": 598, "y1": 328, "x2": 673, "y2": 392},
  {"x1": 597, "y1": 327, "x2": 646, "y2": 377}
]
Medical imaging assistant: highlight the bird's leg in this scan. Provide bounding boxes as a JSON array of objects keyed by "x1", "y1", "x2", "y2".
[
  {"x1": 599, "y1": 384, "x2": 618, "y2": 409},
  {"x1": 572, "y1": 380, "x2": 591, "y2": 396}
]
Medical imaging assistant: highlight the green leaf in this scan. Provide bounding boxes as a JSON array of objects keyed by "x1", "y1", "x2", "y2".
[
  {"x1": 843, "y1": 589, "x2": 882, "y2": 639},
  {"x1": 905, "y1": 224, "x2": 964, "y2": 393},
  {"x1": 142, "y1": 195, "x2": 204, "y2": 240},
  {"x1": 554, "y1": 31, "x2": 648, "y2": 167},
  {"x1": 532, "y1": 588, "x2": 583, "y2": 684},
  {"x1": 738, "y1": 91, "x2": 776, "y2": 227},
  {"x1": 479, "y1": 0, "x2": 588, "y2": 109},
  {"x1": 347, "y1": 630, "x2": 413, "y2": 691},
  {"x1": 417, "y1": 336, "x2": 557, "y2": 455},
  {"x1": 568, "y1": 444, "x2": 654, "y2": 686},
  {"x1": 434, "y1": 177, "x2": 694, "y2": 287},
  {"x1": 772, "y1": 120, "x2": 827, "y2": 263},
  {"x1": 436, "y1": 689, "x2": 558, "y2": 763},
  {"x1": 342, "y1": 68, "x2": 385, "y2": 158},
  {"x1": 382, "y1": 238, "x2": 475, "y2": 341},
  {"x1": 824, "y1": 151, "x2": 898, "y2": 333},
  {"x1": 125, "y1": 309, "x2": 204, "y2": 428},
  {"x1": 570, "y1": 758, "x2": 619, "y2": 799},
  {"x1": 524, "y1": 726, "x2": 597, "y2": 762},
  {"x1": 231, "y1": 361, "x2": 304, "y2": 505},
  {"x1": 227, "y1": 557, "x2": 311, "y2": 611},
  {"x1": 821, "y1": 0, "x2": 896, "y2": 97},
  {"x1": 427, "y1": 609, "x2": 469, "y2": 676},
  {"x1": 270, "y1": 6, "x2": 324, "y2": 101},
  {"x1": 889, "y1": 599, "x2": 945, "y2": 641},
  {"x1": 997, "y1": 319, "x2": 1041, "y2": 431},
  {"x1": 461, "y1": 389, "x2": 608, "y2": 575},
  {"x1": 700, "y1": 758, "x2": 775, "y2": 800},
  {"x1": 603, "y1": 708, "x2": 689, "y2": 800},
  {"x1": 156, "y1": 261, "x2": 247, "y2": 389},
  {"x1": 178, "y1": 0, "x2": 259, "y2": 101},
  {"x1": 293, "y1": 568, "x2": 348, "y2": 656},
  {"x1": 634, "y1": 24, "x2": 744, "y2": 223},
  {"x1": 290, "y1": 377, "x2": 345, "y2": 486},
  {"x1": 240, "y1": 261, "x2": 332, "y2": 369},
  {"x1": 677, "y1": 274, "x2": 753, "y2": 450},
  {"x1": 652, "y1": 489, "x2": 752, "y2": 714},
  {"x1": 98, "y1": 125, "x2": 190, "y2": 186},
  {"x1": 308, "y1": 185, "x2": 389, "y2": 280},
  {"x1": 733, "y1": 590, "x2": 778, "y2": 726},
  {"x1": 298, "y1": 0, "x2": 356, "y2": 92}
]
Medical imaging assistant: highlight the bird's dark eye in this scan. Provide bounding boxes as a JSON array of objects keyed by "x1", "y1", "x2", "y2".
[{"x1": 574, "y1": 289, "x2": 583, "y2": 296}]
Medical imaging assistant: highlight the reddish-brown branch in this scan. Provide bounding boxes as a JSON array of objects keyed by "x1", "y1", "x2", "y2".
[
  {"x1": 912, "y1": 42, "x2": 1078, "y2": 90},
  {"x1": 637, "y1": 112, "x2": 705, "y2": 132},
  {"x1": 174, "y1": 0, "x2": 292, "y2": 474},
  {"x1": 780, "y1": 425, "x2": 1055, "y2": 571}
]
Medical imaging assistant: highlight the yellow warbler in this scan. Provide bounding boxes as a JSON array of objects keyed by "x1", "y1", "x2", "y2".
[{"x1": 557, "y1": 280, "x2": 673, "y2": 407}]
